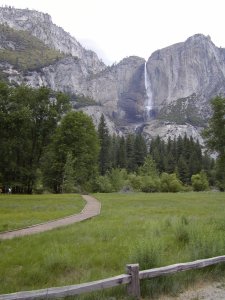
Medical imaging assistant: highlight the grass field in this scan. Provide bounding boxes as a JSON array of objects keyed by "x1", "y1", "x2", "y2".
[
  {"x1": 0, "y1": 194, "x2": 85, "y2": 232},
  {"x1": 0, "y1": 192, "x2": 225, "y2": 299}
]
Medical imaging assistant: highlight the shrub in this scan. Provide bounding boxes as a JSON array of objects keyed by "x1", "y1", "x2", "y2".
[
  {"x1": 191, "y1": 171, "x2": 209, "y2": 191},
  {"x1": 94, "y1": 176, "x2": 113, "y2": 193},
  {"x1": 160, "y1": 173, "x2": 183, "y2": 192},
  {"x1": 140, "y1": 176, "x2": 161, "y2": 192},
  {"x1": 108, "y1": 168, "x2": 127, "y2": 191},
  {"x1": 128, "y1": 173, "x2": 142, "y2": 191}
]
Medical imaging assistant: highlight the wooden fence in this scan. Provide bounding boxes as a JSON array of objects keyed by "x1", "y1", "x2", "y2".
[{"x1": 0, "y1": 255, "x2": 225, "y2": 300}]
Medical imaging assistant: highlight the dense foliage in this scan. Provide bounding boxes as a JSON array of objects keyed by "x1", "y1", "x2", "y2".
[
  {"x1": 0, "y1": 83, "x2": 220, "y2": 193},
  {"x1": 149, "y1": 135, "x2": 214, "y2": 184},
  {"x1": 41, "y1": 111, "x2": 99, "y2": 193},
  {"x1": 202, "y1": 96, "x2": 225, "y2": 190},
  {"x1": 0, "y1": 83, "x2": 70, "y2": 193},
  {"x1": 95, "y1": 115, "x2": 214, "y2": 192}
]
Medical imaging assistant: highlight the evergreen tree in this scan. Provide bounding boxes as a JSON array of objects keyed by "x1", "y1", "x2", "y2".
[
  {"x1": 110, "y1": 134, "x2": 119, "y2": 169},
  {"x1": 177, "y1": 155, "x2": 190, "y2": 184},
  {"x1": 138, "y1": 154, "x2": 158, "y2": 177},
  {"x1": 133, "y1": 134, "x2": 147, "y2": 170},
  {"x1": 126, "y1": 134, "x2": 136, "y2": 172},
  {"x1": 176, "y1": 135, "x2": 184, "y2": 160},
  {"x1": 98, "y1": 114, "x2": 111, "y2": 175},
  {"x1": 166, "y1": 151, "x2": 176, "y2": 173},
  {"x1": 117, "y1": 136, "x2": 127, "y2": 168}
]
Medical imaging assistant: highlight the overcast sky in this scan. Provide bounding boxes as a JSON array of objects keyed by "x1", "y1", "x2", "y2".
[{"x1": 0, "y1": 0, "x2": 224, "y2": 65}]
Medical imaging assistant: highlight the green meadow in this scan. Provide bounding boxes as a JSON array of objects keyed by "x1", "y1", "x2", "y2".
[
  {"x1": 0, "y1": 192, "x2": 225, "y2": 299},
  {"x1": 0, "y1": 194, "x2": 85, "y2": 232}
]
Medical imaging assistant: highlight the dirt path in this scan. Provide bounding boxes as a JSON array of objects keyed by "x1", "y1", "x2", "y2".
[
  {"x1": 159, "y1": 280, "x2": 225, "y2": 300},
  {"x1": 0, "y1": 195, "x2": 101, "y2": 240}
]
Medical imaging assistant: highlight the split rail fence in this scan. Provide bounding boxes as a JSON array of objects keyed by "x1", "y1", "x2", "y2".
[{"x1": 0, "y1": 255, "x2": 225, "y2": 300}]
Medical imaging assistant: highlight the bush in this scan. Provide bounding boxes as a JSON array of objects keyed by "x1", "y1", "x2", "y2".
[
  {"x1": 108, "y1": 168, "x2": 127, "y2": 191},
  {"x1": 160, "y1": 173, "x2": 183, "y2": 192},
  {"x1": 128, "y1": 173, "x2": 142, "y2": 191},
  {"x1": 94, "y1": 169, "x2": 128, "y2": 192},
  {"x1": 94, "y1": 176, "x2": 113, "y2": 193},
  {"x1": 140, "y1": 176, "x2": 161, "y2": 193},
  {"x1": 191, "y1": 171, "x2": 209, "y2": 191}
]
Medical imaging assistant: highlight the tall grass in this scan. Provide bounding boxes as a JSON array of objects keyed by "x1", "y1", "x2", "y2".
[{"x1": 0, "y1": 192, "x2": 225, "y2": 299}]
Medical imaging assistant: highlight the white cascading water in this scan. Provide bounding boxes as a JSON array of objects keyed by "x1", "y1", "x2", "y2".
[{"x1": 144, "y1": 62, "x2": 153, "y2": 120}]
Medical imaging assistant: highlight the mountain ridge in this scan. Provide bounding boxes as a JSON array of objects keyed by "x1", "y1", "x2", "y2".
[
  {"x1": 0, "y1": 6, "x2": 224, "y2": 142},
  {"x1": 0, "y1": 6, "x2": 105, "y2": 74}
]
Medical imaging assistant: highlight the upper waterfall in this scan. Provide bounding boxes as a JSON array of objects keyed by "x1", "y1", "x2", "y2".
[{"x1": 144, "y1": 62, "x2": 153, "y2": 120}]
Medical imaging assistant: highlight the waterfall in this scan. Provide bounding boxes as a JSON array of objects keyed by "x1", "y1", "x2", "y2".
[{"x1": 144, "y1": 62, "x2": 153, "y2": 120}]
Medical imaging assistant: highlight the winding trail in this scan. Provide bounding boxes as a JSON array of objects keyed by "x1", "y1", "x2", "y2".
[{"x1": 0, "y1": 195, "x2": 101, "y2": 240}]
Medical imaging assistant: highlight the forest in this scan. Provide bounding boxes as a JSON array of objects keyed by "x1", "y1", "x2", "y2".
[{"x1": 0, "y1": 82, "x2": 224, "y2": 193}]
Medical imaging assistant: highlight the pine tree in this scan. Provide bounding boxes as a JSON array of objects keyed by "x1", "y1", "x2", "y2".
[
  {"x1": 117, "y1": 136, "x2": 127, "y2": 168},
  {"x1": 98, "y1": 114, "x2": 111, "y2": 175},
  {"x1": 126, "y1": 134, "x2": 136, "y2": 172},
  {"x1": 110, "y1": 134, "x2": 119, "y2": 169},
  {"x1": 138, "y1": 154, "x2": 158, "y2": 177},
  {"x1": 133, "y1": 134, "x2": 147, "y2": 170},
  {"x1": 166, "y1": 151, "x2": 176, "y2": 173},
  {"x1": 177, "y1": 155, "x2": 190, "y2": 184}
]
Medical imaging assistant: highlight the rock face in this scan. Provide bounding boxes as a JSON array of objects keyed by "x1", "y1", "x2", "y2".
[
  {"x1": 142, "y1": 120, "x2": 204, "y2": 144},
  {"x1": 84, "y1": 56, "x2": 146, "y2": 123},
  {"x1": 0, "y1": 6, "x2": 105, "y2": 74},
  {"x1": 141, "y1": 34, "x2": 225, "y2": 141},
  {"x1": 146, "y1": 34, "x2": 225, "y2": 114},
  {"x1": 1, "y1": 7, "x2": 225, "y2": 142}
]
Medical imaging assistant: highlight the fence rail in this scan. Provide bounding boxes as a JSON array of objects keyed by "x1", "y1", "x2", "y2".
[{"x1": 0, "y1": 255, "x2": 225, "y2": 300}]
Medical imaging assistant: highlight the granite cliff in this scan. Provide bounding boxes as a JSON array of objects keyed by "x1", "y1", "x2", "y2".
[
  {"x1": 1, "y1": 6, "x2": 225, "y2": 142},
  {"x1": 0, "y1": 6, "x2": 105, "y2": 74}
]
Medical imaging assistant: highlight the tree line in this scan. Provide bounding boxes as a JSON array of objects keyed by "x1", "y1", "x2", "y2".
[
  {"x1": 97, "y1": 114, "x2": 216, "y2": 192},
  {"x1": 0, "y1": 82, "x2": 224, "y2": 193}
]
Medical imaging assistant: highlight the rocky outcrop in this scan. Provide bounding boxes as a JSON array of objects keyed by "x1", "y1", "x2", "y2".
[
  {"x1": 146, "y1": 34, "x2": 225, "y2": 117},
  {"x1": 0, "y1": 6, "x2": 105, "y2": 74},
  {"x1": 141, "y1": 120, "x2": 204, "y2": 144},
  {"x1": 79, "y1": 106, "x2": 122, "y2": 136},
  {"x1": 12, "y1": 56, "x2": 90, "y2": 94},
  {"x1": 84, "y1": 56, "x2": 146, "y2": 123}
]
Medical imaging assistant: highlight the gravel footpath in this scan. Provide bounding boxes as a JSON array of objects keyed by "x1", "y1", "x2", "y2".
[{"x1": 0, "y1": 194, "x2": 101, "y2": 240}]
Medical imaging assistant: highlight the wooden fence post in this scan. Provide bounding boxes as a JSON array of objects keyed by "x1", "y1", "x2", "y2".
[{"x1": 126, "y1": 264, "x2": 141, "y2": 299}]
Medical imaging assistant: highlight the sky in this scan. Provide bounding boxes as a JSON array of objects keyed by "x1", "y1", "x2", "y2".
[{"x1": 0, "y1": 0, "x2": 225, "y2": 65}]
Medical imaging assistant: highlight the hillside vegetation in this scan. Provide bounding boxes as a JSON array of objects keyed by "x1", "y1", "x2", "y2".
[{"x1": 0, "y1": 24, "x2": 65, "y2": 71}]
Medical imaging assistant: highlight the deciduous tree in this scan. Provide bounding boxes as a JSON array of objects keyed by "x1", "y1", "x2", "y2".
[{"x1": 203, "y1": 96, "x2": 225, "y2": 190}]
